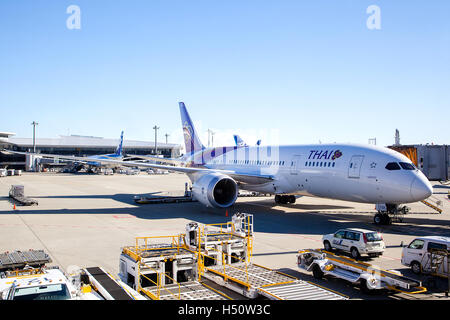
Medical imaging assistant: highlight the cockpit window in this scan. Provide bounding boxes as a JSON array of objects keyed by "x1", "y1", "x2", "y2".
[
  {"x1": 399, "y1": 162, "x2": 416, "y2": 170},
  {"x1": 385, "y1": 162, "x2": 401, "y2": 170}
]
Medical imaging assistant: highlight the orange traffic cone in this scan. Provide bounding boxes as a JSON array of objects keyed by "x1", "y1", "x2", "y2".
[{"x1": 13, "y1": 204, "x2": 16, "y2": 210}]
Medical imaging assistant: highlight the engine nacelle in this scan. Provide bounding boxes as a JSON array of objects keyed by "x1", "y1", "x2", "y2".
[{"x1": 192, "y1": 173, "x2": 238, "y2": 208}]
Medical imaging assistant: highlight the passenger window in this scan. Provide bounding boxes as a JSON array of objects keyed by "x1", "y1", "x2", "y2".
[
  {"x1": 427, "y1": 242, "x2": 447, "y2": 251},
  {"x1": 399, "y1": 162, "x2": 416, "y2": 170},
  {"x1": 385, "y1": 162, "x2": 401, "y2": 170},
  {"x1": 345, "y1": 232, "x2": 360, "y2": 241},
  {"x1": 344, "y1": 232, "x2": 353, "y2": 240},
  {"x1": 332, "y1": 163, "x2": 335, "y2": 167},
  {"x1": 335, "y1": 231, "x2": 345, "y2": 239},
  {"x1": 408, "y1": 239, "x2": 425, "y2": 249}
]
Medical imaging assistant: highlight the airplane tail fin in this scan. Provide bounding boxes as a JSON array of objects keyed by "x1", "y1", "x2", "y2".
[
  {"x1": 179, "y1": 102, "x2": 204, "y2": 154},
  {"x1": 115, "y1": 131, "x2": 124, "y2": 156},
  {"x1": 233, "y1": 134, "x2": 246, "y2": 147}
]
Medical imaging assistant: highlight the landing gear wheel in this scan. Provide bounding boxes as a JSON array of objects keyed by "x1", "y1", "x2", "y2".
[
  {"x1": 350, "y1": 247, "x2": 360, "y2": 260},
  {"x1": 374, "y1": 213, "x2": 392, "y2": 225},
  {"x1": 384, "y1": 215, "x2": 392, "y2": 225},
  {"x1": 275, "y1": 195, "x2": 290, "y2": 204},
  {"x1": 288, "y1": 195, "x2": 296, "y2": 204},
  {"x1": 374, "y1": 213, "x2": 383, "y2": 225},
  {"x1": 312, "y1": 264, "x2": 324, "y2": 280},
  {"x1": 275, "y1": 195, "x2": 281, "y2": 204}
]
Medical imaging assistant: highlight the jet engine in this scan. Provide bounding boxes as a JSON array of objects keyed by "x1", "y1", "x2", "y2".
[{"x1": 192, "y1": 173, "x2": 238, "y2": 208}]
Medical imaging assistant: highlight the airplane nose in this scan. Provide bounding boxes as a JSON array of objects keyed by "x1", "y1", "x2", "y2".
[{"x1": 410, "y1": 177, "x2": 433, "y2": 201}]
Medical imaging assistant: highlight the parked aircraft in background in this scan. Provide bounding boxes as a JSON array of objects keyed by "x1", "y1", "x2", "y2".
[{"x1": 58, "y1": 131, "x2": 125, "y2": 172}]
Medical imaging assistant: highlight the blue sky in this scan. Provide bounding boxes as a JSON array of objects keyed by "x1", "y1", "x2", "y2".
[{"x1": 0, "y1": 1, "x2": 449, "y2": 148}]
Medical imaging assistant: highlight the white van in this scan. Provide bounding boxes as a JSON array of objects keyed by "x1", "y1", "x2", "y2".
[
  {"x1": 401, "y1": 236, "x2": 449, "y2": 275},
  {"x1": 322, "y1": 228, "x2": 385, "y2": 259}
]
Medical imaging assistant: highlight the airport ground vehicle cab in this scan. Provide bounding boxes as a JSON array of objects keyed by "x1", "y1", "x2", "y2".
[
  {"x1": 322, "y1": 228, "x2": 385, "y2": 259},
  {"x1": 401, "y1": 236, "x2": 449, "y2": 275}
]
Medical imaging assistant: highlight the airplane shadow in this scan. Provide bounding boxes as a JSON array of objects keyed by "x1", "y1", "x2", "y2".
[{"x1": 2, "y1": 193, "x2": 449, "y2": 240}]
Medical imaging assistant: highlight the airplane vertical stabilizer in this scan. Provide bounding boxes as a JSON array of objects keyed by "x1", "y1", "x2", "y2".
[
  {"x1": 115, "y1": 131, "x2": 124, "y2": 156},
  {"x1": 179, "y1": 102, "x2": 204, "y2": 154}
]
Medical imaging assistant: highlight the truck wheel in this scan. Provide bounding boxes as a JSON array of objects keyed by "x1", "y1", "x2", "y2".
[
  {"x1": 411, "y1": 261, "x2": 422, "y2": 275},
  {"x1": 359, "y1": 279, "x2": 371, "y2": 294},
  {"x1": 350, "y1": 247, "x2": 360, "y2": 260},
  {"x1": 324, "y1": 241, "x2": 332, "y2": 252},
  {"x1": 312, "y1": 264, "x2": 324, "y2": 279}
]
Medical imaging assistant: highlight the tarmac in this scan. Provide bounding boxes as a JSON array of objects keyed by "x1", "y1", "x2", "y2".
[{"x1": 1, "y1": 172, "x2": 449, "y2": 300}]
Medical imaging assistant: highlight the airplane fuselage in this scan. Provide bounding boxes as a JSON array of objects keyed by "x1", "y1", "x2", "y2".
[{"x1": 185, "y1": 143, "x2": 432, "y2": 205}]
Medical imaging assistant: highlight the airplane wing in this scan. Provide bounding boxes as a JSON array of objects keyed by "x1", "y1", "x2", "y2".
[
  {"x1": 124, "y1": 154, "x2": 183, "y2": 165},
  {"x1": 4, "y1": 150, "x2": 273, "y2": 184}
]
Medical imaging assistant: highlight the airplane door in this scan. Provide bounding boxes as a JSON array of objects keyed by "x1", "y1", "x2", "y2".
[
  {"x1": 290, "y1": 155, "x2": 302, "y2": 175},
  {"x1": 348, "y1": 155, "x2": 364, "y2": 178}
]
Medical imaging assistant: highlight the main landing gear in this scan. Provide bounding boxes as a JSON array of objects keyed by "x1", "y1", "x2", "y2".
[{"x1": 275, "y1": 195, "x2": 296, "y2": 204}]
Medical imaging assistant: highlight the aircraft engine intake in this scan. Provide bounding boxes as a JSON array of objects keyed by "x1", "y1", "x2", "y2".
[{"x1": 192, "y1": 173, "x2": 238, "y2": 208}]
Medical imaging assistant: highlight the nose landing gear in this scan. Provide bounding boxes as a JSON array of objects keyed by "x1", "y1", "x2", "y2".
[{"x1": 374, "y1": 203, "x2": 410, "y2": 225}]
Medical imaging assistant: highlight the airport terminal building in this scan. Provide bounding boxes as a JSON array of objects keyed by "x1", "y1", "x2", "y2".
[{"x1": 0, "y1": 133, "x2": 182, "y2": 171}]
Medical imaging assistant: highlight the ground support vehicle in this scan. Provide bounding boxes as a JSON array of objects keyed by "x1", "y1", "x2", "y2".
[{"x1": 298, "y1": 249, "x2": 426, "y2": 294}]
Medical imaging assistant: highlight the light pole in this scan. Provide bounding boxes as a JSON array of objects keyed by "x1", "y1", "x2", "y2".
[
  {"x1": 31, "y1": 121, "x2": 38, "y2": 153},
  {"x1": 153, "y1": 125, "x2": 160, "y2": 155},
  {"x1": 165, "y1": 133, "x2": 169, "y2": 144},
  {"x1": 31, "y1": 121, "x2": 38, "y2": 172}
]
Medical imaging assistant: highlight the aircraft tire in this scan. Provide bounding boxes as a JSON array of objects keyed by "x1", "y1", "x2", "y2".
[{"x1": 374, "y1": 213, "x2": 383, "y2": 225}]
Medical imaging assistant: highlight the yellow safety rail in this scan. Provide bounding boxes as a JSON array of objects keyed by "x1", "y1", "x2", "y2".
[
  {"x1": 134, "y1": 235, "x2": 183, "y2": 254},
  {"x1": 385, "y1": 285, "x2": 427, "y2": 294},
  {"x1": 192, "y1": 218, "x2": 256, "y2": 286},
  {"x1": 421, "y1": 200, "x2": 443, "y2": 213},
  {"x1": 5, "y1": 268, "x2": 44, "y2": 278},
  {"x1": 137, "y1": 260, "x2": 181, "y2": 300}
]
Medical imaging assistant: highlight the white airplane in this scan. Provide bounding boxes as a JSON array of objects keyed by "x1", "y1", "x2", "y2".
[
  {"x1": 6, "y1": 102, "x2": 433, "y2": 225},
  {"x1": 67, "y1": 131, "x2": 125, "y2": 172}
]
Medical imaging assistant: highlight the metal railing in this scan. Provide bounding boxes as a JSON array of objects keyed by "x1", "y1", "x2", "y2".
[
  {"x1": 137, "y1": 260, "x2": 181, "y2": 300},
  {"x1": 134, "y1": 235, "x2": 182, "y2": 254}
]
